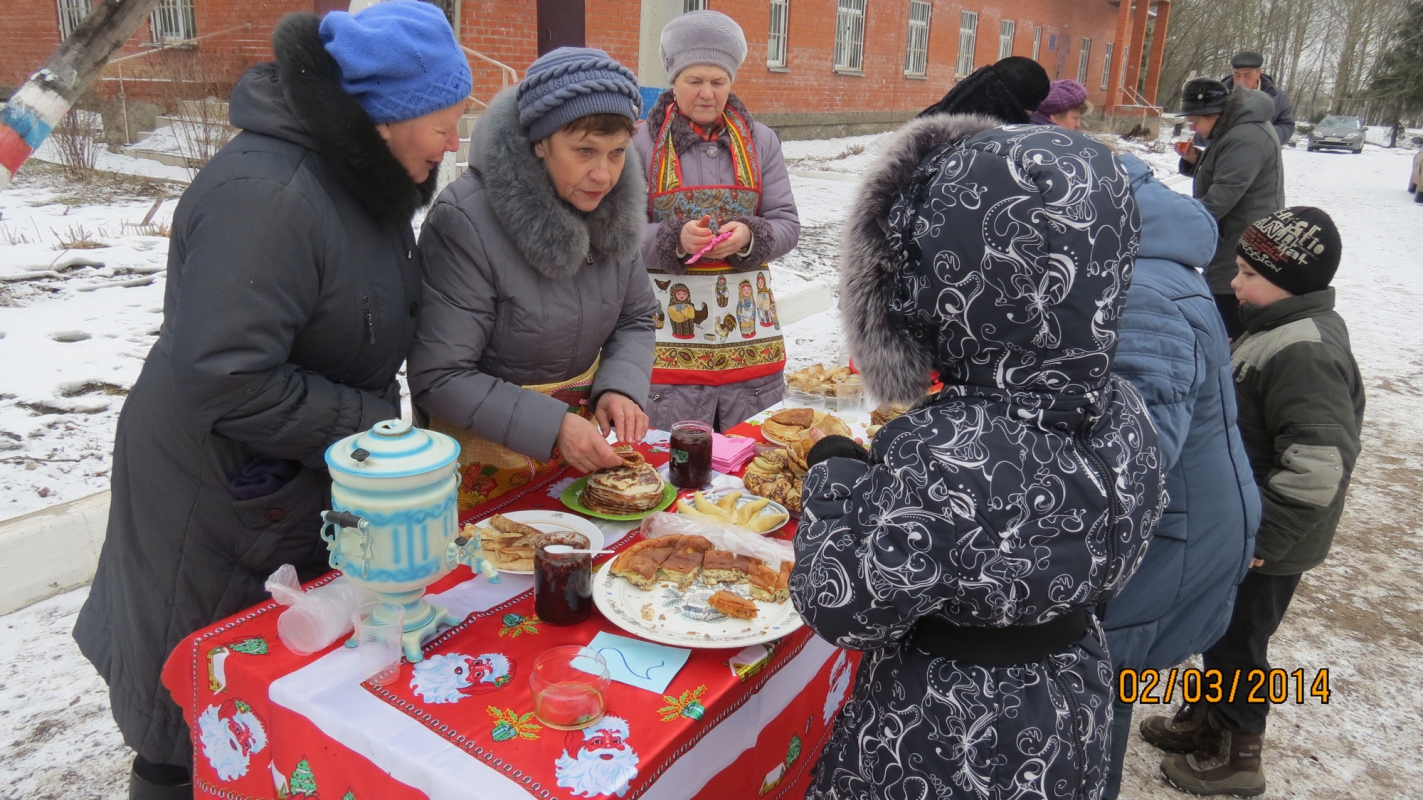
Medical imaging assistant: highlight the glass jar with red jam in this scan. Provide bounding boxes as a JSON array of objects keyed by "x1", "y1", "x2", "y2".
[
  {"x1": 668, "y1": 420, "x2": 713, "y2": 490},
  {"x1": 533, "y1": 532, "x2": 593, "y2": 626}
]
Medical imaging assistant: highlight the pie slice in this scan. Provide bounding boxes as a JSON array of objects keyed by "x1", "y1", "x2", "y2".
[
  {"x1": 708, "y1": 590, "x2": 758, "y2": 620},
  {"x1": 657, "y1": 550, "x2": 703, "y2": 589},
  {"x1": 610, "y1": 545, "x2": 672, "y2": 590}
]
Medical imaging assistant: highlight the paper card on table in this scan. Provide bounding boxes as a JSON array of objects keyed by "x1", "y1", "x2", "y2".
[{"x1": 579, "y1": 632, "x2": 690, "y2": 694}]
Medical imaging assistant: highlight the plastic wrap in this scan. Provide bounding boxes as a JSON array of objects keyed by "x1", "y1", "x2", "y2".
[
  {"x1": 265, "y1": 565, "x2": 376, "y2": 656},
  {"x1": 638, "y1": 511, "x2": 795, "y2": 569}
]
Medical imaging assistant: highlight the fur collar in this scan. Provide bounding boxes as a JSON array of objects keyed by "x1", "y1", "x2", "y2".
[
  {"x1": 471, "y1": 88, "x2": 646, "y2": 280},
  {"x1": 646, "y1": 90, "x2": 757, "y2": 154},
  {"x1": 271, "y1": 13, "x2": 435, "y2": 225},
  {"x1": 839, "y1": 113, "x2": 1000, "y2": 405}
]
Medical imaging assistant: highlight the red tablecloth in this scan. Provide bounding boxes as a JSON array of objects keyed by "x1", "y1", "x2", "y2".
[{"x1": 163, "y1": 429, "x2": 856, "y2": 800}]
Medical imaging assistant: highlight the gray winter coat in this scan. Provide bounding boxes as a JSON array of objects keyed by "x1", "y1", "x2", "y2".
[
  {"x1": 73, "y1": 14, "x2": 428, "y2": 766},
  {"x1": 407, "y1": 89, "x2": 659, "y2": 460},
  {"x1": 1224, "y1": 74, "x2": 1296, "y2": 146},
  {"x1": 630, "y1": 91, "x2": 800, "y2": 430},
  {"x1": 1191, "y1": 88, "x2": 1287, "y2": 294}
]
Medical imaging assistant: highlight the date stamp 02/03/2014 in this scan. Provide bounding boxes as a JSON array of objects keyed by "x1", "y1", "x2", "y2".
[{"x1": 1118, "y1": 668, "x2": 1332, "y2": 705}]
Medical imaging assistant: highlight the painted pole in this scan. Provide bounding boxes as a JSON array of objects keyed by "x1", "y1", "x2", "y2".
[{"x1": 0, "y1": 0, "x2": 166, "y2": 190}]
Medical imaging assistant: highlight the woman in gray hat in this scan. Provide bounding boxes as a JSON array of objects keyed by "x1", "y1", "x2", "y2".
[
  {"x1": 408, "y1": 47, "x2": 659, "y2": 508},
  {"x1": 633, "y1": 10, "x2": 801, "y2": 432}
]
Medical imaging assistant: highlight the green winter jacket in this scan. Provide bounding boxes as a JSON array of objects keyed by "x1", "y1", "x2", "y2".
[{"x1": 1232, "y1": 289, "x2": 1364, "y2": 575}]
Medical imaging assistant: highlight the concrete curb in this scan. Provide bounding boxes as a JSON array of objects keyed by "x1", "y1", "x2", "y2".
[{"x1": 0, "y1": 491, "x2": 109, "y2": 615}]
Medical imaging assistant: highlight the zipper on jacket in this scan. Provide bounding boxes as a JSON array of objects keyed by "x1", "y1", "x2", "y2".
[
  {"x1": 362, "y1": 296, "x2": 375, "y2": 345},
  {"x1": 1050, "y1": 666, "x2": 1088, "y2": 800},
  {"x1": 1074, "y1": 411, "x2": 1125, "y2": 601}
]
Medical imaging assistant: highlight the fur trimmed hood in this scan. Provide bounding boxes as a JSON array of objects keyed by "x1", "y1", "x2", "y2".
[
  {"x1": 234, "y1": 13, "x2": 436, "y2": 225},
  {"x1": 841, "y1": 116, "x2": 1141, "y2": 407},
  {"x1": 471, "y1": 88, "x2": 647, "y2": 280}
]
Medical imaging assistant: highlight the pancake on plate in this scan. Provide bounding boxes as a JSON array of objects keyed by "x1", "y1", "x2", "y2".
[{"x1": 581, "y1": 444, "x2": 665, "y2": 515}]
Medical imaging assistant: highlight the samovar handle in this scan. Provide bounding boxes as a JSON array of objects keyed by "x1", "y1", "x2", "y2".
[{"x1": 320, "y1": 510, "x2": 371, "y2": 578}]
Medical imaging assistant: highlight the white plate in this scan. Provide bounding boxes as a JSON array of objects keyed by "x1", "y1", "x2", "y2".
[
  {"x1": 592, "y1": 563, "x2": 803, "y2": 649},
  {"x1": 470, "y1": 510, "x2": 604, "y2": 575}
]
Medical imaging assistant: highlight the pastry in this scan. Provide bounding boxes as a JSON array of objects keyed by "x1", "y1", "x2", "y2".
[
  {"x1": 473, "y1": 516, "x2": 544, "y2": 571},
  {"x1": 742, "y1": 448, "x2": 806, "y2": 513},
  {"x1": 763, "y1": 408, "x2": 852, "y2": 447},
  {"x1": 700, "y1": 550, "x2": 755, "y2": 585},
  {"x1": 871, "y1": 402, "x2": 911, "y2": 427},
  {"x1": 707, "y1": 590, "x2": 758, "y2": 620},
  {"x1": 582, "y1": 445, "x2": 665, "y2": 515},
  {"x1": 787, "y1": 364, "x2": 856, "y2": 396},
  {"x1": 607, "y1": 535, "x2": 793, "y2": 608},
  {"x1": 747, "y1": 560, "x2": 792, "y2": 603}
]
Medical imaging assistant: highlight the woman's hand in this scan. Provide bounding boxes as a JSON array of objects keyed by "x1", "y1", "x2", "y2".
[
  {"x1": 595, "y1": 392, "x2": 649, "y2": 445},
  {"x1": 706, "y1": 221, "x2": 751, "y2": 261},
  {"x1": 557, "y1": 413, "x2": 623, "y2": 474},
  {"x1": 1250, "y1": 557, "x2": 1265, "y2": 569},
  {"x1": 679, "y1": 215, "x2": 716, "y2": 257}
]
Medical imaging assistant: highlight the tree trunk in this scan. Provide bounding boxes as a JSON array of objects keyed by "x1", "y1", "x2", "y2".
[{"x1": 1, "y1": 0, "x2": 165, "y2": 188}]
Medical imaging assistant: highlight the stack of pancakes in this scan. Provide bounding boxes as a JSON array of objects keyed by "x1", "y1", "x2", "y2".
[
  {"x1": 609, "y1": 534, "x2": 792, "y2": 604},
  {"x1": 582, "y1": 445, "x2": 665, "y2": 515}
]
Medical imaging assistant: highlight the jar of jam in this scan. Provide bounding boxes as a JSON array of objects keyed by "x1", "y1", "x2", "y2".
[
  {"x1": 668, "y1": 420, "x2": 713, "y2": 490},
  {"x1": 533, "y1": 532, "x2": 593, "y2": 626}
]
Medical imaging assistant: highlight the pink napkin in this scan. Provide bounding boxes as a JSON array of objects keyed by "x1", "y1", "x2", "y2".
[{"x1": 711, "y1": 433, "x2": 756, "y2": 473}]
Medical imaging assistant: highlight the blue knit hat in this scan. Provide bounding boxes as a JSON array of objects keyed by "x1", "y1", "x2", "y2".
[
  {"x1": 319, "y1": 1, "x2": 472, "y2": 124},
  {"x1": 516, "y1": 47, "x2": 641, "y2": 143}
]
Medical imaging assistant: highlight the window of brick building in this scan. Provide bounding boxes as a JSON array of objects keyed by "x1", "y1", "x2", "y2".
[
  {"x1": 904, "y1": 0, "x2": 931, "y2": 77},
  {"x1": 767, "y1": 0, "x2": 789, "y2": 68},
  {"x1": 684, "y1": 0, "x2": 708, "y2": 11},
  {"x1": 834, "y1": 0, "x2": 866, "y2": 74},
  {"x1": 998, "y1": 19, "x2": 1014, "y2": 61},
  {"x1": 956, "y1": 11, "x2": 978, "y2": 78},
  {"x1": 1101, "y1": 42, "x2": 1113, "y2": 91},
  {"x1": 56, "y1": 0, "x2": 90, "y2": 40},
  {"x1": 150, "y1": 0, "x2": 196, "y2": 42},
  {"x1": 1077, "y1": 37, "x2": 1091, "y2": 84},
  {"x1": 1032, "y1": 26, "x2": 1042, "y2": 61}
]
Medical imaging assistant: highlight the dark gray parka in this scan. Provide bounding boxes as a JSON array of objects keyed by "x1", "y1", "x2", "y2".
[
  {"x1": 407, "y1": 89, "x2": 658, "y2": 460},
  {"x1": 1190, "y1": 88, "x2": 1287, "y2": 294},
  {"x1": 73, "y1": 15, "x2": 429, "y2": 766}
]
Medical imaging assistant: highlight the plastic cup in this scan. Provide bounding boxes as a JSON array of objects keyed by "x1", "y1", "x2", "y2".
[
  {"x1": 831, "y1": 374, "x2": 865, "y2": 412},
  {"x1": 352, "y1": 602, "x2": 404, "y2": 686},
  {"x1": 530, "y1": 645, "x2": 610, "y2": 730}
]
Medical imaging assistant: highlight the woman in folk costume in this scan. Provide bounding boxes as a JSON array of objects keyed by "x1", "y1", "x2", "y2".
[
  {"x1": 73, "y1": 4, "x2": 468, "y2": 796},
  {"x1": 790, "y1": 121, "x2": 1166, "y2": 798},
  {"x1": 408, "y1": 48, "x2": 658, "y2": 509},
  {"x1": 633, "y1": 11, "x2": 801, "y2": 431}
]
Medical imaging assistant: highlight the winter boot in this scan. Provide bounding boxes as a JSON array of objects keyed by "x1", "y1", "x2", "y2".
[
  {"x1": 129, "y1": 756, "x2": 193, "y2": 800},
  {"x1": 1160, "y1": 714, "x2": 1266, "y2": 797},
  {"x1": 1140, "y1": 702, "x2": 1218, "y2": 754}
]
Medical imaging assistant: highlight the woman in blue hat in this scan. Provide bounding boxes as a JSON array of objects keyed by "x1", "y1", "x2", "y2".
[{"x1": 73, "y1": 4, "x2": 471, "y2": 796}]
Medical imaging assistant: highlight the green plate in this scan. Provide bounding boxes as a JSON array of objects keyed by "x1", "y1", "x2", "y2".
[{"x1": 560, "y1": 477, "x2": 678, "y2": 521}]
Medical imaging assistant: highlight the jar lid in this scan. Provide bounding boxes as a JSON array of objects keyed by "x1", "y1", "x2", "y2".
[{"x1": 324, "y1": 419, "x2": 459, "y2": 479}]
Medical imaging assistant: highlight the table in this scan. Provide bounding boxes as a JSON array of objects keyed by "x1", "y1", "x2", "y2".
[{"x1": 163, "y1": 409, "x2": 867, "y2": 800}]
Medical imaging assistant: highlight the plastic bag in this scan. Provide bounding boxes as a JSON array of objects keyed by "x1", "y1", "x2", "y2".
[
  {"x1": 638, "y1": 512, "x2": 795, "y2": 569},
  {"x1": 265, "y1": 565, "x2": 376, "y2": 656}
]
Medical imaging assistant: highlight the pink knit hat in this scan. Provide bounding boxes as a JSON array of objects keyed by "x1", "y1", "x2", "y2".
[{"x1": 1030, "y1": 80, "x2": 1090, "y2": 124}]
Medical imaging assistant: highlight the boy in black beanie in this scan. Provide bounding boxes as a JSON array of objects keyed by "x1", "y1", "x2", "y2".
[{"x1": 1146, "y1": 206, "x2": 1365, "y2": 797}]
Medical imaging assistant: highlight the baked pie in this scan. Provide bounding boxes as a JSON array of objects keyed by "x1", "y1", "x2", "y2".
[
  {"x1": 762, "y1": 408, "x2": 853, "y2": 446},
  {"x1": 581, "y1": 444, "x2": 666, "y2": 515},
  {"x1": 609, "y1": 535, "x2": 793, "y2": 607}
]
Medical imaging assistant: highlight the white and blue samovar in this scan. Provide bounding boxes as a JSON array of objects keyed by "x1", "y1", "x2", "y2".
[{"x1": 320, "y1": 419, "x2": 498, "y2": 662}]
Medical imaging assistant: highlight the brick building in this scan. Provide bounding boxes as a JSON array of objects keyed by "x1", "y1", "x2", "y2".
[{"x1": 1, "y1": 0, "x2": 1172, "y2": 139}]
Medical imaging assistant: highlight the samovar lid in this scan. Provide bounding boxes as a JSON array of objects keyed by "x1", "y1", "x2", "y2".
[{"x1": 324, "y1": 419, "x2": 459, "y2": 478}]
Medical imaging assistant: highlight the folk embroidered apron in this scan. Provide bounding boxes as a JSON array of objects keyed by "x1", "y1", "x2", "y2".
[
  {"x1": 429, "y1": 357, "x2": 598, "y2": 511},
  {"x1": 648, "y1": 104, "x2": 784, "y2": 387}
]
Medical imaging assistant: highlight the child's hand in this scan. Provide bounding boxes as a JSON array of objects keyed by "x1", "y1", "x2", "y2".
[{"x1": 1249, "y1": 557, "x2": 1265, "y2": 569}]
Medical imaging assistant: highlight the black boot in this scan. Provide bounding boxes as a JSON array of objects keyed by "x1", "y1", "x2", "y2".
[
  {"x1": 1141, "y1": 702, "x2": 1219, "y2": 754},
  {"x1": 130, "y1": 755, "x2": 193, "y2": 800}
]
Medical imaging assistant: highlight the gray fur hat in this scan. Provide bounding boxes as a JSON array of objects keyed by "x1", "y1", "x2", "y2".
[{"x1": 660, "y1": 11, "x2": 747, "y2": 82}]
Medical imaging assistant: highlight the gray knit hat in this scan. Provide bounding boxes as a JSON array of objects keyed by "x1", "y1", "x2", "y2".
[
  {"x1": 660, "y1": 11, "x2": 747, "y2": 82},
  {"x1": 516, "y1": 47, "x2": 642, "y2": 143}
]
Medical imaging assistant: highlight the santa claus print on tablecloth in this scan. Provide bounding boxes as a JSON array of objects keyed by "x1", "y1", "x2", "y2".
[
  {"x1": 822, "y1": 650, "x2": 852, "y2": 725},
  {"x1": 410, "y1": 652, "x2": 515, "y2": 704},
  {"x1": 197, "y1": 698, "x2": 268, "y2": 781},
  {"x1": 554, "y1": 715, "x2": 640, "y2": 798}
]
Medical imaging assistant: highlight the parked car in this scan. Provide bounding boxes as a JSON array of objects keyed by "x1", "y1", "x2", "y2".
[
  {"x1": 1308, "y1": 115, "x2": 1366, "y2": 153},
  {"x1": 1410, "y1": 137, "x2": 1423, "y2": 203}
]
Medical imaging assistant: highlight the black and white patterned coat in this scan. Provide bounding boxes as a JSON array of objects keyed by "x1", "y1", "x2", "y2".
[{"x1": 791, "y1": 117, "x2": 1166, "y2": 800}]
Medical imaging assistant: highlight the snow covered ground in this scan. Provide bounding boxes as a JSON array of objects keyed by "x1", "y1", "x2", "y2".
[{"x1": 3, "y1": 128, "x2": 1423, "y2": 798}]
